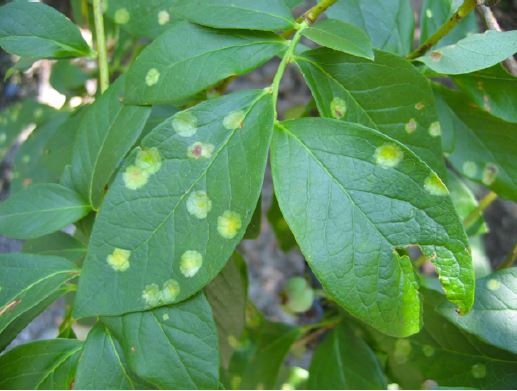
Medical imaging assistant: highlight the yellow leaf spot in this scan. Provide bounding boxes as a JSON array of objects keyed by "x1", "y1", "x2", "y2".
[
  {"x1": 486, "y1": 278, "x2": 500, "y2": 291},
  {"x1": 425, "y1": 9, "x2": 433, "y2": 18},
  {"x1": 186, "y1": 190, "x2": 212, "y2": 219},
  {"x1": 462, "y1": 161, "x2": 477, "y2": 177},
  {"x1": 482, "y1": 163, "x2": 498, "y2": 185},
  {"x1": 123, "y1": 165, "x2": 150, "y2": 190},
  {"x1": 107, "y1": 248, "x2": 131, "y2": 272},
  {"x1": 430, "y1": 51, "x2": 442, "y2": 62},
  {"x1": 180, "y1": 250, "x2": 203, "y2": 278},
  {"x1": 223, "y1": 110, "x2": 246, "y2": 130},
  {"x1": 145, "y1": 68, "x2": 160, "y2": 87},
  {"x1": 374, "y1": 143, "x2": 404, "y2": 168},
  {"x1": 405, "y1": 118, "x2": 417, "y2": 134},
  {"x1": 227, "y1": 335, "x2": 239, "y2": 348},
  {"x1": 217, "y1": 210, "x2": 242, "y2": 239},
  {"x1": 483, "y1": 95, "x2": 491, "y2": 112},
  {"x1": 415, "y1": 102, "x2": 425, "y2": 110},
  {"x1": 187, "y1": 142, "x2": 214, "y2": 159},
  {"x1": 471, "y1": 363, "x2": 486, "y2": 379},
  {"x1": 161, "y1": 279, "x2": 180, "y2": 303},
  {"x1": 172, "y1": 111, "x2": 198, "y2": 137},
  {"x1": 162, "y1": 313, "x2": 170, "y2": 321},
  {"x1": 330, "y1": 97, "x2": 346, "y2": 119},
  {"x1": 136, "y1": 147, "x2": 162, "y2": 175},
  {"x1": 424, "y1": 172, "x2": 448, "y2": 196},
  {"x1": 114, "y1": 8, "x2": 130, "y2": 24},
  {"x1": 142, "y1": 283, "x2": 161, "y2": 307},
  {"x1": 157, "y1": 10, "x2": 170, "y2": 25},
  {"x1": 428, "y1": 121, "x2": 441, "y2": 137}
]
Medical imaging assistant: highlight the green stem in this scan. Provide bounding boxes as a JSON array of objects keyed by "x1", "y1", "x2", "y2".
[
  {"x1": 463, "y1": 191, "x2": 497, "y2": 229},
  {"x1": 283, "y1": 0, "x2": 338, "y2": 38},
  {"x1": 497, "y1": 241, "x2": 517, "y2": 270},
  {"x1": 271, "y1": 23, "x2": 307, "y2": 116},
  {"x1": 407, "y1": 0, "x2": 477, "y2": 60},
  {"x1": 93, "y1": 0, "x2": 109, "y2": 93}
]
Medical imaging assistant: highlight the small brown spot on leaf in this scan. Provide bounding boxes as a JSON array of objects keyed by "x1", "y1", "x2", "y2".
[
  {"x1": 0, "y1": 299, "x2": 21, "y2": 316},
  {"x1": 430, "y1": 51, "x2": 442, "y2": 62}
]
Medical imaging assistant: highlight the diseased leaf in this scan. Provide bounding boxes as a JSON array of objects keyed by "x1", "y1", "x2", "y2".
[
  {"x1": 0, "y1": 2, "x2": 91, "y2": 59},
  {"x1": 228, "y1": 315, "x2": 300, "y2": 389},
  {"x1": 435, "y1": 86, "x2": 517, "y2": 201},
  {"x1": 296, "y1": 47, "x2": 446, "y2": 177},
  {"x1": 75, "y1": 324, "x2": 145, "y2": 389},
  {"x1": 174, "y1": 0, "x2": 295, "y2": 31},
  {"x1": 308, "y1": 323, "x2": 386, "y2": 389},
  {"x1": 369, "y1": 285, "x2": 517, "y2": 389},
  {"x1": 22, "y1": 232, "x2": 86, "y2": 262},
  {"x1": 102, "y1": 0, "x2": 180, "y2": 39},
  {"x1": 453, "y1": 65, "x2": 517, "y2": 123},
  {"x1": 418, "y1": 30, "x2": 517, "y2": 75},
  {"x1": 71, "y1": 77, "x2": 151, "y2": 209},
  {"x1": 419, "y1": 0, "x2": 478, "y2": 48},
  {"x1": 10, "y1": 112, "x2": 70, "y2": 193},
  {"x1": 0, "y1": 339, "x2": 82, "y2": 389},
  {"x1": 0, "y1": 100, "x2": 56, "y2": 162},
  {"x1": 0, "y1": 253, "x2": 78, "y2": 351},
  {"x1": 0, "y1": 183, "x2": 90, "y2": 240},
  {"x1": 271, "y1": 119, "x2": 473, "y2": 337},
  {"x1": 205, "y1": 252, "x2": 248, "y2": 368},
  {"x1": 74, "y1": 90, "x2": 273, "y2": 318},
  {"x1": 103, "y1": 293, "x2": 219, "y2": 389},
  {"x1": 124, "y1": 21, "x2": 286, "y2": 105},
  {"x1": 439, "y1": 268, "x2": 517, "y2": 355},
  {"x1": 302, "y1": 19, "x2": 374, "y2": 60},
  {"x1": 327, "y1": 0, "x2": 414, "y2": 55}
]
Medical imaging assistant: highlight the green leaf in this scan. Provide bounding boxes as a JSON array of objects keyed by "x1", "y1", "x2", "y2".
[
  {"x1": 438, "y1": 268, "x2": 517, "y2": 355},
  {"x1": 50, "y1": 60, "x2": 90, "y2": 96},
  {"x1": 327, "y1": 0, "x2": 414, "y2": 55},
  {"x1": 101, "y1": 0, "x2": 180, "y2": 39},
  {"x1": 267, "y1": 193, "x2": 297, "y2": 252},
  {"x1": 296, "y1": 47, "x2": 446, "y2": 177},
  {"x1": 22, "y1": 232, "x2": 86, "y2": 262},
  {"x1": 271, "y1": 119, "x2": 473, "y2": 337},
  {"x1": 0, "y1": 183, "x2": 90, "y2": 240},
  {"x1": 228, "y1": 316, "x2": 300, "y2": 389},
  {"x1": 71, "y1": 77, "x2": 151, "y2": 209},
  {"x1": 453, "y1": 65, "x2": 517, "y2": 123},
  {"x1": 0, "y1": 339, "x2": 82, "y2": 389},
  {"x1": 244, "y1": 196, "x2": 262, "y2": 240},
  {"x1": 0, "y1": 2, "x2": 91, "y2": 59},
  {"x1": 10, "y1": 112, "x2": 70, "y2": 193},
  {"x1": 302, "y1": 19, "x2": 374, "y2": 60},
  {"x1": 74, "y1": 90, "x2": 273, "y2": 318},
  {"x1": 419, "y1": 0, "x2": 478, "y2": 48},
  {"x1": 103, "y1": 293, "x2": 219, "y2": 389},
  {"x1": 124, "y1": 21, "x2": 286, "y2": 105},
  {"x1": 0, "y1": 253, "x2": 78, "y2": 351},
  {"x1": 308, "y1": 323, "x2": 386, "y2": 389},
  {"x1": 369, "y1": 285, "x2": 517, "y2": 389},
  {"x1": 205, "y1": 252, "x2": 248, "y2": 368},
  {"x1": 174, "y1": 0, "x2": 295, "y2": 31},
  {"x1": 435, "y1": 86, "x2": 517, "y2": 201},
  {"x1": 418, "y1": 30, "x2": 517, "y2": 75},
  {"x1": 0, "y1": 100, "x2": 56, "y2": 162},
  {"x1": 447, "y1": 170, "x2": 488, "y2": 237},
  {"x1": 75, "y1": 323, "x2": 145, "y2": 389}
]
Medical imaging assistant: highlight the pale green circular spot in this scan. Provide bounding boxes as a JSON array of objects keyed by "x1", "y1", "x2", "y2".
[
  {"x1": 405, "y1": 118, "x2": 417, "y2": 134},
  {"x1": 422, "y1": 344, "x2": 435, "y2": 357},
  {"x1": 142, "y1": 283, "x2": 161, "y2": 307},
  {"x1": 217, "y1": 210, "x2": 242, "y2": 239},
  {"x1": 187, "y1": 142, "x2": 214, "y2": 159},
  {"x1": 107, "y1": 248, "x2": 131, "y2": 272},
  {"x1": 180, "y1": 250, "x2": 203, "y2": 278},
  {"x1": 161, "y1": 279, "x2": 180, "y2": 303},
  {"x1": 186, "y1": 190, "x2": 212, "y2": 219},
  {"x1": 374, "y1": 143, "x2": 404, "y2": 168},
  {"x1": 123, "y1": 165, "x2": 150, "y2": 190},
  {"x1": 471, "y1": 363, "x2": 486, "y2": 379},
  {"x1": 162, "y1": 313, "x2": 170, "y2": 321},
  {"x1": 424, "y1": 172, "x2": 448, "y2": 196},
  {"x1": 462, "y1": 161, "x2": 477, "y2": 177},
  {"x1": 426, "y1": 9, "x2": 433, "y2": 18},
  {"x1": 136, "y1": 147, "x2": 162, "y2": 175},
  {"x1": 482, "y1": 163, "x2": 498, "y2": 185},
  {"x1": 114, "y1": 8, "x2": 130, "y2": 24},
  {"x1": 172, "y1": 111, "x2": 198, "y2": 137},
  {"x1": 330, "y1": 97, "x2": 347, "y2": 119},
  {"x1": 158, "y1": 10, "x2": 170, "y2": 25},
  {"x1": 486, "y1": 278, "x2": 500, "y2": 291},
  {"x1": 145, "y1": 68, "x2": 160, "y2": 87},
  {"x1": 223, "y1": 110, "x2": 246, "y2": 130},
  {"x1": 428, "y1": 121, "x2": 441, "y2": 137}
]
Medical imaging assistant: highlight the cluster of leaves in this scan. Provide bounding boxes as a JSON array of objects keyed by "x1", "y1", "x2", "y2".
[{"x1": 0, "y1": 0, "x2": 516, "y2": 389}]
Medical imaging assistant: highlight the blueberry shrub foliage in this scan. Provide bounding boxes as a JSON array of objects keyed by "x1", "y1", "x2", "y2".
[{"x1": 0, "y1": 0, "x2": 516, "y2": 389}]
